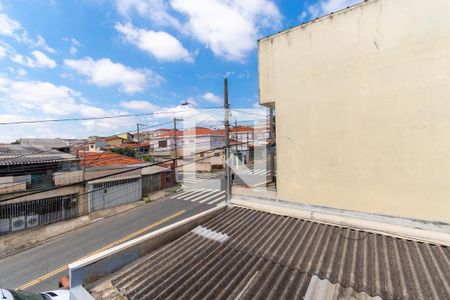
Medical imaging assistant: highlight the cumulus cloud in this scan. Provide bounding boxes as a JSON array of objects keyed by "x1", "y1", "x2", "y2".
[
  {"x1": 115, "y1": 22, "x2": 192, "y2": 62},
  {"x1": 200, "y1": 92, "x2": 222, "y2": 104},
  {"x1": 0, "y1": 13, "x2": 21, "y2": 38},
  {"x1": 0, "y1": 12, "x2": 54, "y2": 53},
  {"x1": 120, "y1": 100, "x2": 160, "y2": 112},
  {"x1": 170, "y1": 0, "x2": 282, "y2": 61},
  {"x1": 64, "y1": 57, "x2": 162, "y2": 94},
  {"x1": 0, "y1": 44, "x2": 6, "y2": 58},
  {"x1": 115, "y1": 0, "x2": 181, "y2": 30},
  {"x1": 301, "y1": 0, "x2": 362, "y2": 20},
  {"x1": 0, "y1": 76, "x2": 106, "y2": 117},
  {"x1": 11, "y1": 50, "x2": 56, "y2": 68}
]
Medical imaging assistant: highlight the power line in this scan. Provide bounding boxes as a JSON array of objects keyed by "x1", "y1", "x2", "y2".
[
  {"x1": 230, "y1": 109, "x2": 269, "y2": 118},
  {"x1": 0, "y1": 141, "x2": 251, "y2": 203},
  {"x1": 0, "y1": 107, "x2": 223, "y2": 126}
]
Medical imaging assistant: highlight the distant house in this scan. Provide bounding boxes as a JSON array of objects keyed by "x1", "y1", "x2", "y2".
[
  {"x1": 150, "y1": 127, "x2": 226, "y2": 172},
  {"x1": 0, "y1": 148, "x2": 174, "y2": 235},
  {"x1": 104, "y1": 136, "x2": 128, "y2": 148},
  {"x1": 0, "y1": 145, "x2": 80, "y2": 234},
  {"x1": 75, "y1": 151, "x2": 174, "y2": 213},
  {"x1": 20, "y1": 138, "x2": 71, "y2": 153},
  {"x1": 116, "y1": 132, "x2": 134, "y2": 141}
]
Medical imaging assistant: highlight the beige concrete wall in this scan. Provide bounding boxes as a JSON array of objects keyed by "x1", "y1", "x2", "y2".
[{"x1": 259, "y1": 0, "x2": 450, "y2": 222}]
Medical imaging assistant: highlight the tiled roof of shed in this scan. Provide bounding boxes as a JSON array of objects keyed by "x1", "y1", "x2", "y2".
[
  {"x1": 78, "y1": 151, "x2": 145, "y2": 167},
  {"x1": 111, "y1": 207, "x2": 449, "y2": 300},
  {"x1": 0, "y1": 145, "x2": 78, "y2": 166}
]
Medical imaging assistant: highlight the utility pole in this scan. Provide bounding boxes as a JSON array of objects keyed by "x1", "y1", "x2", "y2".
[
  {"x1": 173, "y1": 117, "x2": 178, "y2": 169},
  {"x1": 224, "y1": 78, "x2": 231, "y2": 206},
  {"x1": 235, "y1": 119, "x2": 238, "y2": 167},
  {"x1": 83, "y1": 142, "x2": 87, "y2": 181},
  {"x1": 136, "y1": 123, "x2": 140, "y2": 159},
  {"x1": 269, "y1": 108, "x2": 276, "y2": 185}
]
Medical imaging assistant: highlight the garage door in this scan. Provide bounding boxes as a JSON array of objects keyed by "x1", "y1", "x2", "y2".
[{"x1": 88, "y1": 178, "x2": 142, "y2": 212}]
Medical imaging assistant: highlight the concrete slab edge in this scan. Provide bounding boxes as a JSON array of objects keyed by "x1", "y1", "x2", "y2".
[{"x1": 232, "y1": 197, "x2": 450, "y2": 246}]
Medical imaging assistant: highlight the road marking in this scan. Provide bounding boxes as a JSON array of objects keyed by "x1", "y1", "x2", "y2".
[
  {"x1": 178, "y1": 188, "x2": 206, "y2": 199},
  {"x1": 207, "y1": 193, "x2": 226, "y2": 205},
  {"x1": 183, "y1": 189, "x2": 212, "y2": 201},
  {"x1": 17, "y1": 210, "x2": 186, "y2": 290},
  {"x1": 197, "y1": 190, "x2": 223, "y2": 203},
  {"x1": 202, "y1": 191, "x2": 225, "y2": 204},
  {"x1": 170, "y1": 188, "x2": 202, "y2": 198}
]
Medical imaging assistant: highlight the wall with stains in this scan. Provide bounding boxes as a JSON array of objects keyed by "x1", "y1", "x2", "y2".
[{"x1": 258, "y1": 0, "x2": 450, "y2": 222}]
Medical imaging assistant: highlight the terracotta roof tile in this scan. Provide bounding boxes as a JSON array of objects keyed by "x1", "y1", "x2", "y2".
[{"x1": 78, "y1": 151, "x2": 144, "y2": 167}]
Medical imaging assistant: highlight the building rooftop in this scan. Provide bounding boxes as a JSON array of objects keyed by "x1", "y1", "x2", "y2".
[
  {"x1": 77, "y1": 151, "x2": 145, "y2": 168},
  {"x1": 101, "y1": 206, "x2": 449, "y2": 300},
  {"x1": 0, "y1": 145, "x2": 78, "y2": 166},
  {"x1": 19, "y1": 138, "x2": 69, "y2": 149}
]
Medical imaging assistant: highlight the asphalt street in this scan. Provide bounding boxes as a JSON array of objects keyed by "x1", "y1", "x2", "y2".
[
  {"x1": 0, "y1": 175, "x2": 225, "y2": 293},
  {"x1": 0, "y1": 170, "x2": 267, "y2": 294}
]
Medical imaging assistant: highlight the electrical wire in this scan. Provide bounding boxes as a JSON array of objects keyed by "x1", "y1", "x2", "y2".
[
  {"x1": 0, "y1": 107, "x2": 223, "y2": 125},
  {"x1": 0, "y1": 141, "x2": 252, "y2": 203},
  {"x1": 230, "y1": 109, "x2": 269, "y2": 118}
]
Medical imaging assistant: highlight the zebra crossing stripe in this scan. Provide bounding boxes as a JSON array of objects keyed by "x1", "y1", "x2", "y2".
[
  {"x1": 178, "y1": 188, "x2": 207, "y2": 199},
  {"x1": 196, "y1": 190, "x2": 224, "y2": 204},
  {"x1": 239, "y1": 169, "x2": 252, "y2": 174},
  {"x1": 254, "y1": 169, "x2": 268, "y2": 175},
  {"x1": 183, "y1": 189, "x2": 213, "y2": 201},
  {"x1": 170, "y1": 188, "x2": 203, "y2": 199},
  {"x1": 197, "y1": 190, "x2": 223, "y2": 203},
  {"x1": 207, "y1": 192, "x2": 226, "y2": 204},
  {"x1": 181, "y1": 178, "x2": 202, "y2": 183}
]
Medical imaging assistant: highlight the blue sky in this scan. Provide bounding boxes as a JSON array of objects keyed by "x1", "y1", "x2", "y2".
[{"x1": 0, "y1": 0, "x2": 359, "y2": 142}]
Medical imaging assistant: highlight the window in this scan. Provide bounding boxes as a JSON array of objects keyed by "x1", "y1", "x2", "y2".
[
  {"x1": 158, "y1": 140, "x2": 167, "y2": 148},
  {"x1": 214, "y1": 152, "x2": 220, "y2": 157},
  {"x1": 200, "y1": 153, "x2": 205, "y2": 158}
]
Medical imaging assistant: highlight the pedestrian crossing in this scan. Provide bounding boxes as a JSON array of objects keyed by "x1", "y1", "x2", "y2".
[
  {"x1": 235, "y1": 168, "x2": 271, "y2": 176},
  {"x1": 170, "y1": 188, "x2": 226, "y2": 205},
  {"x1": 179, "y1": 173, "x2": 222, "y2": 185}
]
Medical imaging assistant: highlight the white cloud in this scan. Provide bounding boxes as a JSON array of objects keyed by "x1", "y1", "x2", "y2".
[
  {"x1": 0, "y1": 13, "x2": 21, "y2": 37},
  {"x1": 201, "y1": 92, "x2": 222, "y2": 104},
  {"x1": 35, "y1": 35, "x2": 56, "y2": 53},
  {"x1": 170, "y1": 0, "x2": 281, "y2": 61},
  {"x1": 17, "y1": 68, "x2": 27, "y2": 76},
  {"x1": 0, "y1": 44, "x2": 6, "y2": 58},
  {"x1": 11, "y1": 50, "x2": 56, "y2": 68},
  {"x1": 69, "y1": 46, "x2": 77, "y2": 55},
  {"x1": 0, "y1": 12, "x2": 54, "y2": 53},
  {"x1": 0, "y1": 76, "x2": 107, "y2": 117},
  {"x1": 115, "y1": 22, "x2": 192, "y2": 62},
  {"x1": 66, "y1": 37, "x2": 80, "y2": 55},
  {"x1": 64, "y1": 57, "x2": 162, "y2": 94},
  {"x1": 302, "y1": 0, "x2": 362, "y2": 19},
  {"x1": 30, "y1": 50, "x2": 56, "y2": 68},
  {"x1": 115, "y1": 0, "x2": 181, "y2": 30},
  {"x1": 120, "y1": 100, "x2": 159, "y2": 112}
]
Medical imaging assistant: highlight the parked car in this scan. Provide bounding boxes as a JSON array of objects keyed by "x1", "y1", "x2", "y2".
[{"x1": 0, "y1": 288, "x2": 69, "y2": 300}]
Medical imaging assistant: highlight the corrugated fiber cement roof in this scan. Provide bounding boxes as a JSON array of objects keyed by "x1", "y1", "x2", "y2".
[{"x1": 111, "y1": 207, "x2": 449, "y2": 300}]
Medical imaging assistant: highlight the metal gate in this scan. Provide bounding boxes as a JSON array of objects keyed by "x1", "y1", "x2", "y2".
[
  {"x1": 88, "y1": 177, "x2": 142, "y2": 212},
  {"x1": 0, "y1": 194, "x2": 79, "y2": 235}
]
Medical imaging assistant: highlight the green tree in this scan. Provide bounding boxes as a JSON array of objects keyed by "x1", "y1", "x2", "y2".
[{"x1": 109, "y1": 147, "x2": 136, "y2": 158}]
